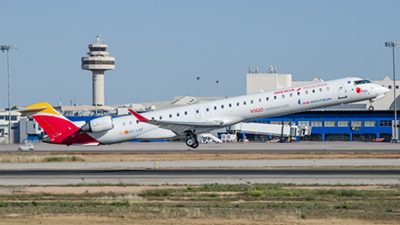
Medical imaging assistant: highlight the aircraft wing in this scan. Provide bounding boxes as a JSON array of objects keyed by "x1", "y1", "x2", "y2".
[{"x1": 128, "y1": 109, "x2": 223, "y2": 135}]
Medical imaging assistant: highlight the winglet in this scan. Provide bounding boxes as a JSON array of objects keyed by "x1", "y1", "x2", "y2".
[{"x1": 128, "y1": 109, "x2": 149, "y2": 122}]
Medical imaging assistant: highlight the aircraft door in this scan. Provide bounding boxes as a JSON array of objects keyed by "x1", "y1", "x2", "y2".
[
  {"x1": 194, "y1": 107, "x2": 201, "y2": 119},
  {"x1": 205, "y1": 106, "x2": 211, "y2": 117},
  {"x1": 337, "y1": 84, "x2": 347, "y2": 99}
]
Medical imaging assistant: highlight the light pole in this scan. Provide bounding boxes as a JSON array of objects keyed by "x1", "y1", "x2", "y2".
[
  {"x1": 1, "y1": 45, "x2": 17, "y2": 144},
  {"x1": 197, "y1": 77, "x2": 200, "y2": 98},
  {"x1": 385, "y1": 41, "x2": 399, "y2": 142},
  {"x1": 216, "y1": 80, "x2": 219, "y2": 97}
]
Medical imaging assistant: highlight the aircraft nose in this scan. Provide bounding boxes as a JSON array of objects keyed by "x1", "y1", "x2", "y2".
[{"x1": 381, "y1": 86, "x2": 390, "y2": 94}]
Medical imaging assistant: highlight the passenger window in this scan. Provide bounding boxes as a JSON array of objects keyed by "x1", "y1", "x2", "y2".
[
  {"x1": 243, "y1": 101, "x2": 246, "y2": 105},
  {"x1": 151, "y1": 117, "x2": 154, "y2": 120},
  {"x1": 169, "y1": 114, "x2": 172, "y2": 118},
  {"x1": 312, "y1": 89, "x2": 315, "y2": 93},
  {"x1": 290, "y1": 93, "x2": 293, "y2": 97},
  {"x1": 251, "y1": 100, "x2": 253, "y2": 104},
  {"x1": 123, "y1": 122, "x2": 126, "y2": 126},
  {"x1": 229, "y1": 103, "x2": 232, "y2": 107},
  {"x1": 327, "y1": 87, "x2": 330, "y2": 91},
  {"x1": 297, "y1": 92, "x2": 300, "y2": 96},
  {"x1": 206, "y1": 108, "x2": 209, "y2": 112},
  {"x1": 214, "y1": 106, "x2": 217, "y2": 110},
  {"x1": 237, "y1": 102, "x2": 239, "y2": 106},
  {"x1": 129, "y1": 121, "x2": 132, "y2": 125},
  {"x1": 136, "y1": 120, "x2": 139, "y2": 124},
  {"x1": 258, "y1": 98, "x2": 261, "y2": 102},
  {"x1": 266, "y1": 97, "x2": 269, "y2": 101},
  {"x1": 274, "y1": 96, "x2": 277, "y2": 100},
  {"x1": 221, "y1": 105, "x2": 224, "y2": 109},
  {"x1": 185, "y1": 111, "x2": 187, "y2": 115},
  {"x1": 305, "y1": 90, "x2": 308, "y2": 94},
  {"x1": 319, "y1": 88, "x2": 322, "y2": 92},
  {"x1": 196, "y1": 109, "x2": 199, "y2": 113},
  {"x1": 282, "y1": 94, "x2": 285, "y2": 99},
  {"x1": 159, "y1": 116, "x2": 162, "y2": 120},
  {"x1": 177, "y1": 113, "x2": 180, "y2": 117}
]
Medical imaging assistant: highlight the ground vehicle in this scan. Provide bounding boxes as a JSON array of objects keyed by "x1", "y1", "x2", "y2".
[{"x1": 18, "y1": 142, "x2": 34, "y2": 151}]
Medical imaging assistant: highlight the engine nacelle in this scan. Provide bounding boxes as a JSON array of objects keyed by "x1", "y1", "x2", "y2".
[{"x1": 81, "y1": 116, "x2": 114, "y2": 133}]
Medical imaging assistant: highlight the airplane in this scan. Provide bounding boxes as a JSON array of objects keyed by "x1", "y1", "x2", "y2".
[{"x1": 19, "y1": 77, "x2": 389, "y2": 148}]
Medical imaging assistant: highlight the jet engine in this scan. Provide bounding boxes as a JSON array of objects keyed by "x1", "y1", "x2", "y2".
[{"x1": 81, "y1": 116, "x2": 114, "y2": 133}]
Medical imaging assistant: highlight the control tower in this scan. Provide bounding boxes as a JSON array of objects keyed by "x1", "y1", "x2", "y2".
[{"x1": 81, "y1": 36, "x2": 115, "y2": 106}]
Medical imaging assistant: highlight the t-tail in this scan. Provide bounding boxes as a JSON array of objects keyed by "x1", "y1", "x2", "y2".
[{"x1": 19, "y1": 102, "x2": 100, "y2": 145}]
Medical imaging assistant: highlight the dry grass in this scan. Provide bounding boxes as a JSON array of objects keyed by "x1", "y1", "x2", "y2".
[
  {"x1": 0, "y1": 184, "x2": 395, "y2": 195},
  {"x1": 93, "y1": 194, "x2": 143, "y2": 203},
  {"x1": 0, "y1": 185, "x2": 186, "y2": 195},
  {"x1": 0, "y1": 154, "x2": 84, "y2": 163},
  {"x1": 1, "y1": 184, "x2": 400, "y2": 224},
  {"x1": 1, "y1": 152, "x2": 400, "y2": 163},
  {"x1": 0, "y1": 216, "x2": 398, "y2": 225}
]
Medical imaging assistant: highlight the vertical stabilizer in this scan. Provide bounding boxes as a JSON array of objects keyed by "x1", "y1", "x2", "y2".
[{"x1": 20, "y1": 102, "x2": 80, "y2": 143}]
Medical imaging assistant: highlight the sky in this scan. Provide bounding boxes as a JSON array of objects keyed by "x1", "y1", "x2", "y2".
[{"x1": 1, "y1": 0, "x2": 400, "y2": 108}]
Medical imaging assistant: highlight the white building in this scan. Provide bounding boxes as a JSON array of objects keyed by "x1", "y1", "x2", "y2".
[
  {"x1": 0, "y1": 110, "x2": 22, "y2": 144},
  {"x1": 246, "y1": 65, "x2": 292, "y2": 94}
]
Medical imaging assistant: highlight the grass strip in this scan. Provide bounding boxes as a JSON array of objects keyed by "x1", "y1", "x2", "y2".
[
  {"x1": 0, "y1": 154, "x2": 84, "y2": 163},
  {"x1": 1, "y1": 183, "x2": 400, "y2": 222}
]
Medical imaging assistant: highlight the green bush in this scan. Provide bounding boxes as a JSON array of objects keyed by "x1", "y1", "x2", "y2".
[
  {"x1": 248, "y1": 190, "x2": 263, "y2": 196},
  {"x1": 202, "y1": 193, "x2": 220, "y2": 197},
  {"x1": 141, "y1": 189, "x2": 175, "y2": 197}
]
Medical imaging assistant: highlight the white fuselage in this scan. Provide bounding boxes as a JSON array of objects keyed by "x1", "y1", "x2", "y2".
[{"x1": 87, "y1": 77, "x2": 389, "y2": 144}]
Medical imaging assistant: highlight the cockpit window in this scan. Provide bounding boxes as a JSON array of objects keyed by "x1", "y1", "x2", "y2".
[{"x1": 354, "y1": 80, "x2": 371, "y2": 85}]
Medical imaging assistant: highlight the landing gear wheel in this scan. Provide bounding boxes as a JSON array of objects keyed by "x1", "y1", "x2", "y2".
[
  {"x1": 186, "y1": 132, "x2": 199, "y2": 148},
  {"x1": 186, "y1": 137, "x2": 199, "y2": 148},
  {"x1": 186, "y1": 138, "x2": 195, "y2": 147},
  {"x1": 368, "y1": 106, "x2": 374, "y2": 111}
]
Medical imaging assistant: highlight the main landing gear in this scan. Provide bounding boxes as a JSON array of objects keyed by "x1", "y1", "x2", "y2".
[{"x1": 186, "y1": 134, "x2": 199, "y2": 148}]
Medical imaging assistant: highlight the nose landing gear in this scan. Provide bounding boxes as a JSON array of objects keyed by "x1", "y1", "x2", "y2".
[{"x1": 368, "y1": 99, "x2": 375, "y2": 111}]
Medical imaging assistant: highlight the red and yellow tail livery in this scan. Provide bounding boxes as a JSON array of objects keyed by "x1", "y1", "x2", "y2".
[{"x1": 20, "y1": 103, "x2": 100, "y2": 145}]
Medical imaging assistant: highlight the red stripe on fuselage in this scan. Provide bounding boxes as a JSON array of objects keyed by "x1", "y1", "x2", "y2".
[
  {"x1": 58, "y1": 130, "x2": 101, "y2": 145},
  {"x1": 33, "y1": 115, "x2": 100, "y2": 145}
]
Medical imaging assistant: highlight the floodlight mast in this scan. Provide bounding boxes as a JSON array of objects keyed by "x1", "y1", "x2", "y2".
[
  {"x1": 216, "y1": 80, "x2": 219, "y2": 97},
  {"x1": 1, "y1": 45, "x2": 17, "y2": 144},
  {"x1": 197, "y1": 77, "x2": 200, "y2": 98},
  {"x1": 385, "y1": 42, "x2": 400, "y2": 142}
]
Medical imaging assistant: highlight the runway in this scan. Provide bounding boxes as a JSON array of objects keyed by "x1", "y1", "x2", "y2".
[
  {"x1": 2, "y1": 142, "x2": 400, "y2": 185},
  {"x1": 1, "y1": 158, "x2": 400, "y2": 170},
  {"x1": 3, "y1": 142, "x2": 400, "y2": 153},
  {"x1": 1, "y1": 169, "x2": 400, "y2": 186}
]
